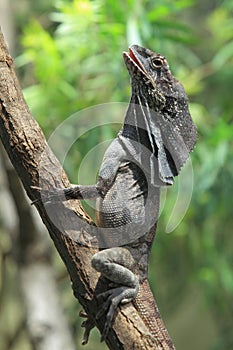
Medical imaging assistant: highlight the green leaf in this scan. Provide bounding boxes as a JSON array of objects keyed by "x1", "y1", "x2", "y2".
[{"x1": 212, "y1": 40, "x2": 233, "y2": 69}]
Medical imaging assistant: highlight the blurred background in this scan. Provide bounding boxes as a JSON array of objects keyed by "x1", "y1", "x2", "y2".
[{"x1": 0, "y1": 0, "x2": 232, "y2": 349}]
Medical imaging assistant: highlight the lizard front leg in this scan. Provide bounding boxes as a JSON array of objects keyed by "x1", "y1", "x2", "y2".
[
  {"x1": 91, "y1": 247, "x2": 139, "y2": 341},
  {"x1": 31, "y1": 138, "x2": 127, "y2": 204},
  {"x1": 31, "y1": 184, "x2": 101, "y2": 204}
]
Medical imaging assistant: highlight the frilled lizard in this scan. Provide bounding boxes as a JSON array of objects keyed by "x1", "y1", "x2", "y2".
[{"x1": 34, "y1": 45, "x2": 197, "y2": 348}]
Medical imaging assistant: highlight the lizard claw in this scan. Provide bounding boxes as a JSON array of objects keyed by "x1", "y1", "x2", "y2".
[
  {"x1": 31, "y1": 186, "x2": 64, "y2": 205},
  {"x1": 79, "y1": 310, "x2": 95, "y2": 345},
  {"x1": 30, "y1": 186, "x2": 43, "y2": 204}
]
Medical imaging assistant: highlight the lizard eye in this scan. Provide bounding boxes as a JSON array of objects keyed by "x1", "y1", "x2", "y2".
[{"x1": 151, "y1": 57, "x2": 163, "y2": 69}]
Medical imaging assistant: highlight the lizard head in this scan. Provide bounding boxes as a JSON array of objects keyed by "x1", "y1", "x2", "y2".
[
  {"x1": 123, "y1": 44, "x2": 188, "y2": 112},
  {"x1": 123, "y1": 45, "x2": 172, "y2": 88},
  {"x1": 123, "y1": 44, "x2": 197, "y2": 183}
]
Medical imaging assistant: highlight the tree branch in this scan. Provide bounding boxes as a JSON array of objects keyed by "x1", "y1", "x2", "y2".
[
  {"x1": 0, "y1": 145, "x2": 76, "y2": 350},
  {"x1": 0, "y1": 29, "x2": 172, "y2": 349}
]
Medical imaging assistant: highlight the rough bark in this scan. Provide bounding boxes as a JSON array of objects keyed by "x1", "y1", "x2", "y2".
[
  {"x1": 0, "y1": 146, "x2": 76, "y2": 350},
  {"x1": 0, "y1": 29, "x2": 173, "y2": 349}
]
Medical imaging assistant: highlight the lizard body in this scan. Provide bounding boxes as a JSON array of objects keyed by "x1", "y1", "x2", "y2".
[{"x1": 36, "y1": 45, "x2": 197, "y2": 347}]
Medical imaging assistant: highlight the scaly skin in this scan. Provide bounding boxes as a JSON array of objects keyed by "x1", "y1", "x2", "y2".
[{"x1": 35, "y1": 45, "x2": 197, "y2": 346}]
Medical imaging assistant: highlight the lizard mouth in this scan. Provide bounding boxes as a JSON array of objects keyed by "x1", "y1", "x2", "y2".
[
  {"x1": 123, "y1": 46, "x2": 146, "y2": 75},
  {"x1": 128, "y1": 47, "x2": 144, "y2": 69}
]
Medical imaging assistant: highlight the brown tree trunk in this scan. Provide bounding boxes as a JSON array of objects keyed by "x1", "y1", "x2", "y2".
[{"x1": 0, "y1": 144, "x2": 77, "y2": 350}]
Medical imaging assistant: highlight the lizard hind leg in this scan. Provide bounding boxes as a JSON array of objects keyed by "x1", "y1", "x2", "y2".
[{"x1": 91, "y1": 247, "x2": 139, "y2": 341}]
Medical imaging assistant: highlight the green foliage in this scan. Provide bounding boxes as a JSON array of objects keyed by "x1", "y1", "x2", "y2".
[{"x1": 10, "y1": 0, "x2": 233, "y2": 348}]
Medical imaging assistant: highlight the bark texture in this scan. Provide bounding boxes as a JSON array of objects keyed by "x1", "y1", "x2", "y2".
[{"x1": 0, "y1": 145, "x2": 76, "y2": 350}]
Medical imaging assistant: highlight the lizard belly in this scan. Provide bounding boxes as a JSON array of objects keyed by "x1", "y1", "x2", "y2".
[{"x1": 96, "y1": 161, "x2": 148, "y2": 228}]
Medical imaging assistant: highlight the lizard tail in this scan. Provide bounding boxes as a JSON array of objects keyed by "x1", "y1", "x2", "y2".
[{"x1": 133, "y1": 279, "x2": 176, "y2": 350}]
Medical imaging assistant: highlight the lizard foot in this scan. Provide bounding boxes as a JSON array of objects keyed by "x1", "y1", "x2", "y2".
[
  {"x1": 31, "y1": 186, "x2": 64, "y2": 204},
  {"x1": 96, "y1": 286, "x2": 137, "y2": 342}
]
